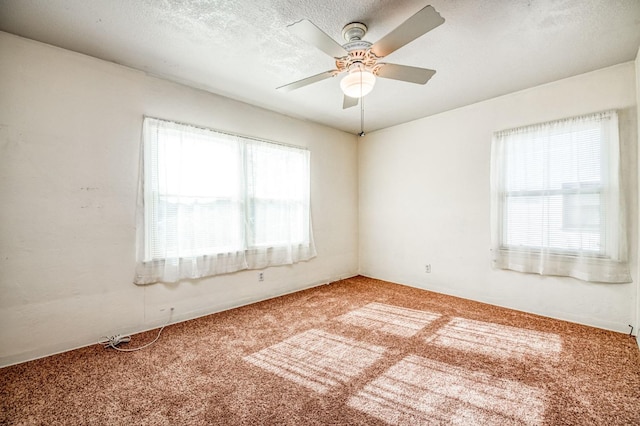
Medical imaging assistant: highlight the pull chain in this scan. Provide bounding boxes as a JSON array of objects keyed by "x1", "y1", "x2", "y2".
[
  {"x1": 359, "y1": 69, "x2": 365, "y2": 137},
  {"x1": 359, "y1": 96, "x2": 365, "y2": 137}
]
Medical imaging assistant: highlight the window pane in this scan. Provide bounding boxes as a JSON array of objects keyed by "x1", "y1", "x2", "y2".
[
  {"x1": 246, "y1": 140, "x2": 310, "y2": 247},
  {"x1": 250, "y1": 200, "x2": 305, "y2": 246},
  {"x1": 500, "y1": 118, "x2": 605, "y2": 254},
  {"x1": 153, "y1": 197, "x2": 244, "y2": 259},
  {"x1": 147, "y1": 120, "x2": 245, "y2": 260},
  {"x1": 505, "y1": 128, "x2": 601, "y2": 192},
  {"x1": 562, "y1": 187, "x2": 601, "y2": 231},
  {"x1": 143, "y1": 117, "x2": 313, "y2": 264},
  {"x1": 156, "y1": 128, "x2": 240, "y2": 198}
]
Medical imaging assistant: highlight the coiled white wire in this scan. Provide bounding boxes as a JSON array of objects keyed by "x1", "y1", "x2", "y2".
[{"x1": 98, "y1": 309, "x2": 173, "y2": 352}]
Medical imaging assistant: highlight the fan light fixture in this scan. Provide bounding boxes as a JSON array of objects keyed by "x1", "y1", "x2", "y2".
[
  {"x1": 340, "y1": 67, "x2": 376, "y2": 98},
  {"x1": 278, "y1": 5, "x2": 446, "y2": 135}
]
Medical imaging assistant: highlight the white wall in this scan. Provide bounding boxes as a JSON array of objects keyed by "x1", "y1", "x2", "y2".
[
  {"x1": 359, "y1": 62, "x2": 638, "y2": 333},
  {"x1": 0, "y1": 32, "x2": 359, "y2": 367}
]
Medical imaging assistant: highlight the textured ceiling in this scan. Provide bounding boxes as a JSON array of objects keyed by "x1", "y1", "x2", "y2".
[{"x1": 1, "y1": 0, "x2": 639, "y2": 134}]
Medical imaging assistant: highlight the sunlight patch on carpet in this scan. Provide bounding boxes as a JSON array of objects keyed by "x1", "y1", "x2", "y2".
[
  {"x1": 348, "y1": 355, "x2": 545, "y2": 425},
  {"x1": 425, "y1": 317, "x2": 562, "y2": 361},
  {"x1": 243, "y1": 329, "x2": 386, "y2": 394},
  {"x1": 335, "y1": 302, "x2": 441, "y2": 337}
]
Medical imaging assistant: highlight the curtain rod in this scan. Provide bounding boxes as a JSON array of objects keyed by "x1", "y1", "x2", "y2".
[
  {"x1": 143, "y1": 115, "x2": 309, "y2": 151},
  {"x1": 494, "y1": 109, "x2": 617, "y2": 137}
]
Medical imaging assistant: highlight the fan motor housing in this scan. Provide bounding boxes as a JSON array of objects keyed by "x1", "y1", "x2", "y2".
[
  {"x1": 336, "y1": 49, "x2": 377, "y2": 72},
  {"x1": 343, "y1": 40, "x2": 372, "y2": 52},
  {"x1": 337, "y1": 22, "x2": 379, "y2": 74}
]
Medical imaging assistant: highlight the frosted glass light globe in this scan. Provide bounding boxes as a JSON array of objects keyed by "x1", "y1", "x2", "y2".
[{"x1": 340, "y1": 69, "x2": 376, "y2": 98}]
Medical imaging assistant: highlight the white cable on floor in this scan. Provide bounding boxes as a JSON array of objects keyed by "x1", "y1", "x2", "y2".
[{"x1": 98, "y1": 308, "x2": 173, "y2": 352}]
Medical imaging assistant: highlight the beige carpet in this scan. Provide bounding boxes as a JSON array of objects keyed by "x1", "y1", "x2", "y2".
[{"x1": 1, "y1": 276, "x2": 639, "y2": 425}]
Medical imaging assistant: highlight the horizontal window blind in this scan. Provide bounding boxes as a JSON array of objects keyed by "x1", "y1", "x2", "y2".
[{"x1": 501, "y1": 118, "x2": 606, "y2": 255}]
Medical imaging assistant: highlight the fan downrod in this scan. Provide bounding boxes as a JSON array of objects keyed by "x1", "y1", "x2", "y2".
[{"x1": 342, "y1": 22, "x2": 367, "y2": 42}]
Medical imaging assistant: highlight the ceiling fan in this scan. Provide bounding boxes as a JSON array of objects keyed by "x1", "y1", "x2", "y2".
[{"x1": 277, "y1": 5, "x2": 445, "y2": 110}]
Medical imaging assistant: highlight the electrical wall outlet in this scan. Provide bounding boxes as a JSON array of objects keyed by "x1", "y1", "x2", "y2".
[
  {"x1": 425, "y1": 264, "x2": 431, "y2": 273},
  {"x1": 258, "y1": 272, "x2": 264, "y2": 281}
]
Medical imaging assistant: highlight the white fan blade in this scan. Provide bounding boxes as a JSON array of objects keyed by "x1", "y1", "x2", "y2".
[
  {"x1": 343, "y1": 95, "x2": 359, "y2": 109},
  {"x1": 277, "y1": 70, "x2": 337, "y2": 92},
  {"x1": 288, "y1": 19, "x2": 349, "y2": 58},
  {"x1": 376, "y1": 63, "x2": 436, "y2": 84},
  {"x1": 371, "y1": 5, "x2": 444, "y2": 58}
]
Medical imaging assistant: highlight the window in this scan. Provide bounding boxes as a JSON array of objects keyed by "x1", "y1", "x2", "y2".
[
  {"x1": 134, "y1": 117, "x2": 316, "y2": 284},
  {"x1": 490, "y1": 110, "x2": 630, "y2": 283}
]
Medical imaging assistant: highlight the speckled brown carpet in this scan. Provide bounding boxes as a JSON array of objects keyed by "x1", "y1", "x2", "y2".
[{"x1": 2, "y1": 276, "x2": 639, "y2": 425}]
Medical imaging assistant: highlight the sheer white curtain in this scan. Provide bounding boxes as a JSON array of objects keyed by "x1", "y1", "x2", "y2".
[
  {"x1": 244, "y1": 139, "x2": 315, "y2": 268},
  {"x1": 490, "y1": 110, "x2": 630, "y2": 283},
  {"x1": 134, "y1": 118, "x2": 316, "y2": 284}
]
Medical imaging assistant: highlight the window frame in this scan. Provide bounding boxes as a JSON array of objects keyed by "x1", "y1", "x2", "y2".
[
  {"x1": 135, "y1": 117, "x2": 316, "y2": 284},
  {"x1": 490, "y1": 110, "x2": 630, "y2": 283}
]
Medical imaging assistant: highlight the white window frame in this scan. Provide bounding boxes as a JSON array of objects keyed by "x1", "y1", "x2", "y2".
[{"x1": 490, "y1": 110, "x2": 630, "y2": 283}]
